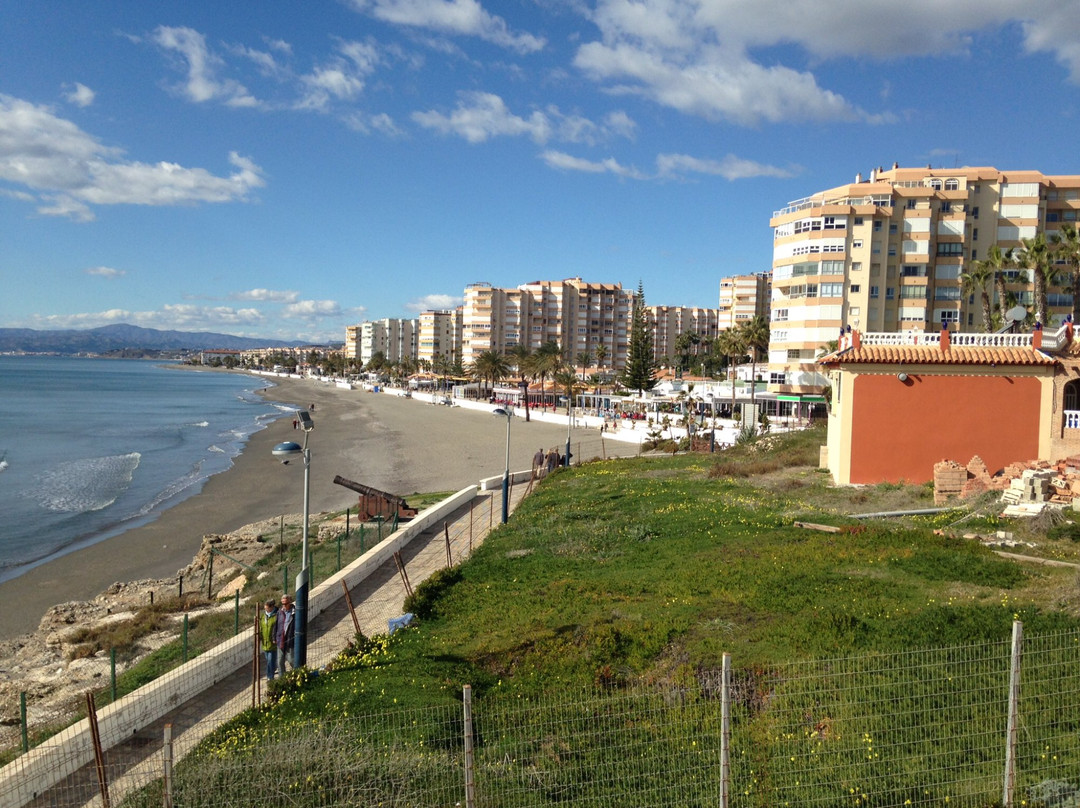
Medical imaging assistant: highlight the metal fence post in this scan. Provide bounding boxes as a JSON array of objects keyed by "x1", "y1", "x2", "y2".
[
  {"x1": 20, "y1": 691, "x2": 27, "y2": 753},
  {"x1": 720, "y1": 652, "x2": 731, "y2": 808},
  {"x1": 234, "y1": 591, "x2": 240, "y2": 636},
  {"x1": 463, "y1": 684, "x2": 475, "y2": 808},
  {"x1": 182, "y1": 614, "x2": 189, "y2": 663},
  {"x1": 1003, "y1": 620, "x2": 1023, "y2": 808},
  {"x1": 163, "y1": 723, "x2": 174, "y2": 808},
  {"x1": 110, "y1": 648, "x2": 117, "y2": 702}
]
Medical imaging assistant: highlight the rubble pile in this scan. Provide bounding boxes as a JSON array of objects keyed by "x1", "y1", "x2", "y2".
[{"x1": 934, "y1": 454, "x2": 1080, "y2": 516}]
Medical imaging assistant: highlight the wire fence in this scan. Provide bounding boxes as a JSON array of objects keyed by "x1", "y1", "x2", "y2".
[{"x1": 11, "y1": 623, "x2": 1080, "y2": 808}]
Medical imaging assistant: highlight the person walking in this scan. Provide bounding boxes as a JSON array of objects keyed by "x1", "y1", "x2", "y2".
[
  {"x1": 259, "y1": 599, "x2": 279, "y2": 681},
  {"x1": 276, "y1": 594, "x2": 296, "y2": 672}
]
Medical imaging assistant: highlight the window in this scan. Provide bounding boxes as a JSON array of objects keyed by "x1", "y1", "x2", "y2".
[
  {"x1": 888, "y1": 245, "x2": 897, "y2": 256},
  {"x1": 972, "y1": 228, "x2": 978, "y2": 240},
  {"x1": 929, "y1": 179, "x2": 943, "y2": 190},
  {"x1": 886, "y1": 288, "x2": 896, "y2": 300},
  {"x1": 849, "y1": 284, "x2": 861, "y2": 293},
  {"x1": 770, "y1": 372, "x2": 786, "y2": 385},
  {"x1": 945, "y1": 179, "x2": 959, "y2": 191},
  {"x1": 906, "y1": 199, "x2": 917, "y2": 209},
  {"x1": 772, "y1": 330, "x2": 787, "y2": 343},
  {"x1": 821, "y1": 260, "x2": 844, "y2": 274},
  {"x1": 852, "y1": 240, "x2": 863, "y2": 249},
  {"x1": 937, "y1": 242, "x2": 964, "y2": 256},
  {"x1": 972, "y1": 206, "x2": 979, "y2": 219},
  {"x1": 773, "y1": 308, "x2": 789, "y2": 321},
  {"x1": 968, "y1": 313, "x2": 974, "y2": 325},
  {"x1": 852, "y1": 261, "x2": 863, "y2": 272},
  {"x1": 1047, "y1": 212, "x2": 1061, "y2": 223},
  {"x1": 1066, "y1": 210, "x2": 1078, "y2": 221},
  {"x1": 873, "y1": 220, "x2": 882, "y2": 231},
  {"x1": 870, "y1": 286, "x2": 879, "y2": 298},
  {"x1": 889, "y1": 223, "x2": 898, "y2": 234},
  {"x1": 823, "y1": 215, "x2": 844, "y2": 229},
  {"x1": 1048, "y1": 190, "x2": 1059, "y2": 201},
  {"x1": 854, "y1": 217, "x2": 864, "y2": 225},
  {"x1": 820, "y1": 283, "x2": 843, "y2": 297},
  {"x1": 902, "y1": 265, "x2": 926, "y2": 277},
  {"x1": 786, "y1": 349, "x2": 802, "y2": 361},
  {"x1": 935, "y1": 288, "x2": 961, "y2": 301},
  {"x1": 849, "y1": 306, "x2": 861, "y2": 317},
  {"x1": 971, "y1": 249, "x2": 977, "y2": 260},
  {"x1": 901, "y1": 286, "x2": 928, "y2": 299}
]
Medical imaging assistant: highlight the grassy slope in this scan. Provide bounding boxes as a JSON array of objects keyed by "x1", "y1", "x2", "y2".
[{"x1": 224, "y1": 425, "x2": 1080, "y2": 729}]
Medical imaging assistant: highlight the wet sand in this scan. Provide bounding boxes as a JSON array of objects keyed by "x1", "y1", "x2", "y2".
[{"x1": 1, "y1": 377, "x2": 622, "y2": 639}]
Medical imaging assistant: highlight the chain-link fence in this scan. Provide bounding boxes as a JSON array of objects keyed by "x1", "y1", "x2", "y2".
[{"x1": 10, "y1": 623, "x2": 1080, "y2": 808}]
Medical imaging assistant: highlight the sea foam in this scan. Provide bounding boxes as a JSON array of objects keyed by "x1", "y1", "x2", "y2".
[{"x1": 30, "y1": 453, "x2": 141, "y2": 513}]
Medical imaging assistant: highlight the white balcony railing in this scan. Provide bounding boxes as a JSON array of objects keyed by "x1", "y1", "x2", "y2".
[{"x1": 858, "y1": 322, "x2": 1070, "y2": 351}]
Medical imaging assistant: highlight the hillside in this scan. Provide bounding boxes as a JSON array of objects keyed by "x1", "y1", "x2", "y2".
[{"x1": 0, "y1": 324, "x2": 303, "y2": 354}]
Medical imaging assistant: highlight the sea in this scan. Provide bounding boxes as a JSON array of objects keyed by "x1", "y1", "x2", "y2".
[{"x1": 0, "y1": 356, "x2": 294, "y2": 583}]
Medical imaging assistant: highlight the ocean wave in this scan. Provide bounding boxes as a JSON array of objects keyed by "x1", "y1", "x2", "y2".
[
  {"x1": 188, "y1": 420, "x2": 210, "y2": 428},
  {"x1": 29, "y1": 452, "x2": 141, "y2": 513},
  {"x1": 208, "y1": 444, "x2": 226, "y2": 454}
]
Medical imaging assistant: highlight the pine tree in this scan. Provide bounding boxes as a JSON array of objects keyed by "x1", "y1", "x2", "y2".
[{"x1": 620, "y1": 282, "x2": 657, "y2": 395}]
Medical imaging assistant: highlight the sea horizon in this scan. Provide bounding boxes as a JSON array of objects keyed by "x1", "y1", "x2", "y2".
[{"x1": 0, "y1": 356, "x2": 293, "y2": 583}]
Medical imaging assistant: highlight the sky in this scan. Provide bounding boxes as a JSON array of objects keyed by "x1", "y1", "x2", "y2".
[{"x1": 2, "y1": 1, "x2": 1079, "y2": 343}]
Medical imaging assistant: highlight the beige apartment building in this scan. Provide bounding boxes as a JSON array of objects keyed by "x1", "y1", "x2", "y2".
[
  {"x1": 345, "y1": 318, "x2": 417, "y2": 366},
  {"x1": 647, "y1": 305, "x2": 723, "y2": 366},
  {"x1": 417, "y1": 309, "x2": 463, "y2": 366},
  {"x1": 461, "y1": 278, "x2": 633, "y2": 368},
  {"x1": 718, "y1": 273, "x2": 771, "y2": 329},
  {"x1": 768, "y1": 164, "x2": 1080, "y2": 397}
]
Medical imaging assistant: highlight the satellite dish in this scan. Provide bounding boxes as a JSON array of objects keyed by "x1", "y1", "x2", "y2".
[{"x1": 1006, "y1": 305, "x2": 1027, "y2": 324}]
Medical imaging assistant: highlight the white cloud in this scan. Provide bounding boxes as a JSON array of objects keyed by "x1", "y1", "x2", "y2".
[
  {"x1": 576, "y1": 1, "x2": 1080, "y2": 125},
  {"x1": 297, "y1": 40, "x2": 381, "y2": 110},
  {"x1": 24, "y1": 305, "x2": 266, "y2": 331},
  {"x1": 405, "y1": 293, "x2": 464, "y2": 312},
  {"x1": 345, "y1": 111, "x2": 405, "y2": 136},
  {"x1": 348, "y1": 0, "x2": 545, "y2": 54},
  {"x1": 85, "y1": 266, "x2": 126, "y2": 278},
  {"x1": 656, "y1": 153, "x2": 797, "y2": 180},
  {"x1": 152, "y1": 26, "x2": 259, "y2": 107},
  {"x1": 541, "y1": 150, "x2": 646, "y2": 179},
  {"x1": 0, "y1": 94, "x2": 265, "y2": 220},
  {"x1": 283, "y1": 299, "x2": 343, "y2": 318},
  {"x1": 63, "y1": 82, "x2": 95, "y2": 108},
  {"x1": 413, "y1": 91, "x2": 635, "y2": 145},
  {"x1": 231, "y1": 289, "x2": 300, "y2": 303}
]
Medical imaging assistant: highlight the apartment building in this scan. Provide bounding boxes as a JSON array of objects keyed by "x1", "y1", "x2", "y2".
[
  {"x1": 461, "y1": 278, "x2": 633, "y2": 369},
  {"x1": 718, "y1": 273, "x2": 771, "y2": 329},
  {"x1": 417, "y1": 309, "x2": 463, "y2": 366},
  {"x1": 346, "y1": 318, "x2": 417, "y2": 366},
  {"x1": 647, "y1": 305, "x2": 723, "y2": 365},
  {"x1": 768, "y1": 164, "x2": 1080, "y2": 396}
]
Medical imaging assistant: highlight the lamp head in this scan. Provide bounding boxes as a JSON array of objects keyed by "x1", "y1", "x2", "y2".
[
  {"x1": 492, "y1": 407, "x2": 511, "y2": 418},
  {"x1": 296, "y1": 410, "x2": 314, "y2": 432},
  {"x1": 272, "y1": 441, "x2": 303, "y2": 464}
]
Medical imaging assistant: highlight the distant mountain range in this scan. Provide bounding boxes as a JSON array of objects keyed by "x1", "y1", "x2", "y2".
[{"x1": 0, "y1": 324, "x2": 307, "y2": 354}]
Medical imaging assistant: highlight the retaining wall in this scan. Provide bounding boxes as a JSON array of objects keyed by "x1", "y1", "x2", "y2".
[{"x1": 0, "y1": 483, "x2": 485, "y2": 806}]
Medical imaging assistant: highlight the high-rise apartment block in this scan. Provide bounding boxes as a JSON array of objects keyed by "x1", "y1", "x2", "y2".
[
  {"x1": 417, "y1": 309, "x2": 463, "y2": 366},
  {"x1": 718, "y1": 273, "x2": 771, "y2": 328},
  {"x1": 647, "y1": 305, "x2": 723, "y2": 365},
  {"x1": 461, "y1": 278, "x2": 633, "y2": 368},
  {"x1": 768, "y1": 165, "x2": 1080, "y2": 396},
  {"x1": 347, "y1": 318, "x2": 417, "y2": 366}
]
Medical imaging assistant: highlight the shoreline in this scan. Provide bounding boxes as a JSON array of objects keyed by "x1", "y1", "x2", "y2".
[{"x1": 0, "y1": 376, "x2": 616, "y2": 640}]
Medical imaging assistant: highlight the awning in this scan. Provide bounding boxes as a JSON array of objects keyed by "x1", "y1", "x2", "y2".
[{"x1": 778, "y1": 394, "x2": 826, "y2": 402}]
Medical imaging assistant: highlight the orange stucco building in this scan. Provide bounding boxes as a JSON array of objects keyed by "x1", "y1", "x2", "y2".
[{"x1": 820, "y1": 324, "x2": 1080, "y2": 485}]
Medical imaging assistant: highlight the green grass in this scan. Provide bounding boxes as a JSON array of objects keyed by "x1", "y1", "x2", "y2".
[{"x1": 119, "y1": 430, "x2": 1080, "y2": 806}]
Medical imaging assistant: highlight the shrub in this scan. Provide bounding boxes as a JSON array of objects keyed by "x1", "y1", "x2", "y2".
[{"x1": 404, "y1": 565, "x2": 463, "y2": 619}]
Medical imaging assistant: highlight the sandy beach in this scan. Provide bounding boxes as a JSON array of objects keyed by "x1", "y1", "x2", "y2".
[{"x1": 0, "y1": 376, "x2": 630, "y2": 640}]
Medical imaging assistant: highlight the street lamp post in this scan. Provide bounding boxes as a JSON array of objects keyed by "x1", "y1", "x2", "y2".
[
  {"x1": 564, "y1": 399, "x2": 571, "y2": 468},
  {"x1": 272, "y1": 409, "x2": 314, "y2": 668},
  {"x1": 492, "y1": 407, "x2": 512, "y2": 523}
]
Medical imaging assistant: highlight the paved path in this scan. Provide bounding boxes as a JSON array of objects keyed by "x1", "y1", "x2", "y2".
[{"x1": 33, "y1": 483, "x2": 532, "y2": 808}]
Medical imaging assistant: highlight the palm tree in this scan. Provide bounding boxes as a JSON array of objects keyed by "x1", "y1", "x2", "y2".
[
  {"x1": 1018, "y1": 233, "x2": 1062, "y2": 327},
  {"x1": 984, "y1": 244, "x2": 1016, "y2": 325},
  {"x1": 532, "y1": 341, "x2": 562, "y2": 410},
  {"x1": 1051, "y1": 222, "x2": 1080, "y2": 323},
  {"x1": 594, "y1": 344, "x2": 608, "y2": 372},
  {"x1": 576, "y1": 350, "x2": 592, "y2": 380},
  {"x1": 738, "y1": 315, "x2": 770, "y2": 420},
  {"x1": 468, "y1": 350, "x2": 510, "y2": 398},
  {"x1": 714, "y1": 327, "x2": 748, "y2": 420},
  {"x1": 508, "y1": 344, "x2": 533, "y2": 420},
  {"x1": 960, "y1": 260, "x2": 995, "y2": 333}
]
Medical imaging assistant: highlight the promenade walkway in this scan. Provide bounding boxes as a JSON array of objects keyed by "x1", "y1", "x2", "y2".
[{"x1": 33, "y1": 483, "x2": 532, "y2": 808}]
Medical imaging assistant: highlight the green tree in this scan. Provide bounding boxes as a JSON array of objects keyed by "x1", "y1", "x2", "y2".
[
  {"x1": 532, "y1": 341, "x2": 562, "y2": 410},
  {"x1": 468, "y1": 350, "x2": 510, "y2": 397},
  {"x1": 673, "y1": 330, "x2": 700, "y2": 373},
  {"x1": 508, "y1": 344, "x2": 533, "y2": 421},
  {"x1": 961, "y1": 260, "x2": 995, "y2": 333},
  {"x1": 594, "y1": 344, "x2": 608, "y2": 372},
  {"x1": 619, "y1": 283, "x2": 657, "y2": 395},
  {"x1": 738, "y1": 316, "x2": 770, "y2": 421},
  {"x1": 1051, "y1": 222, "x2": 1080, "y2": 323},
  {"x1": 576, "y1": 350, "x2": 592, "y2": 380},
  {"x1": 714, "y1": 327, "x2": 748, "y2": 419},
  {"x1": 984, "y1": 244, "x2": 1017, "y2": 325},
  {"x1": 1018, "y1": 233, "x2": 1062, "y2": 327}
]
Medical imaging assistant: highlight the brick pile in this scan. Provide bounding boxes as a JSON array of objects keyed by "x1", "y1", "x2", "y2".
[{"x1": 933, "y1": 454, "x2": 1080, "y2": 511}]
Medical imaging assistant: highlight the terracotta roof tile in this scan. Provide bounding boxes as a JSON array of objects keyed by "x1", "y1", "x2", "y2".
[{"x1": 820, "y1": 345, "x2": 1057, "y2": 366}]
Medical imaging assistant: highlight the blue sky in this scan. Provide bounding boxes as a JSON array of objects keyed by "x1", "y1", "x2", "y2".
[{"x1": 2, "y1": 1, "x2": 1079, "y2": 343}]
